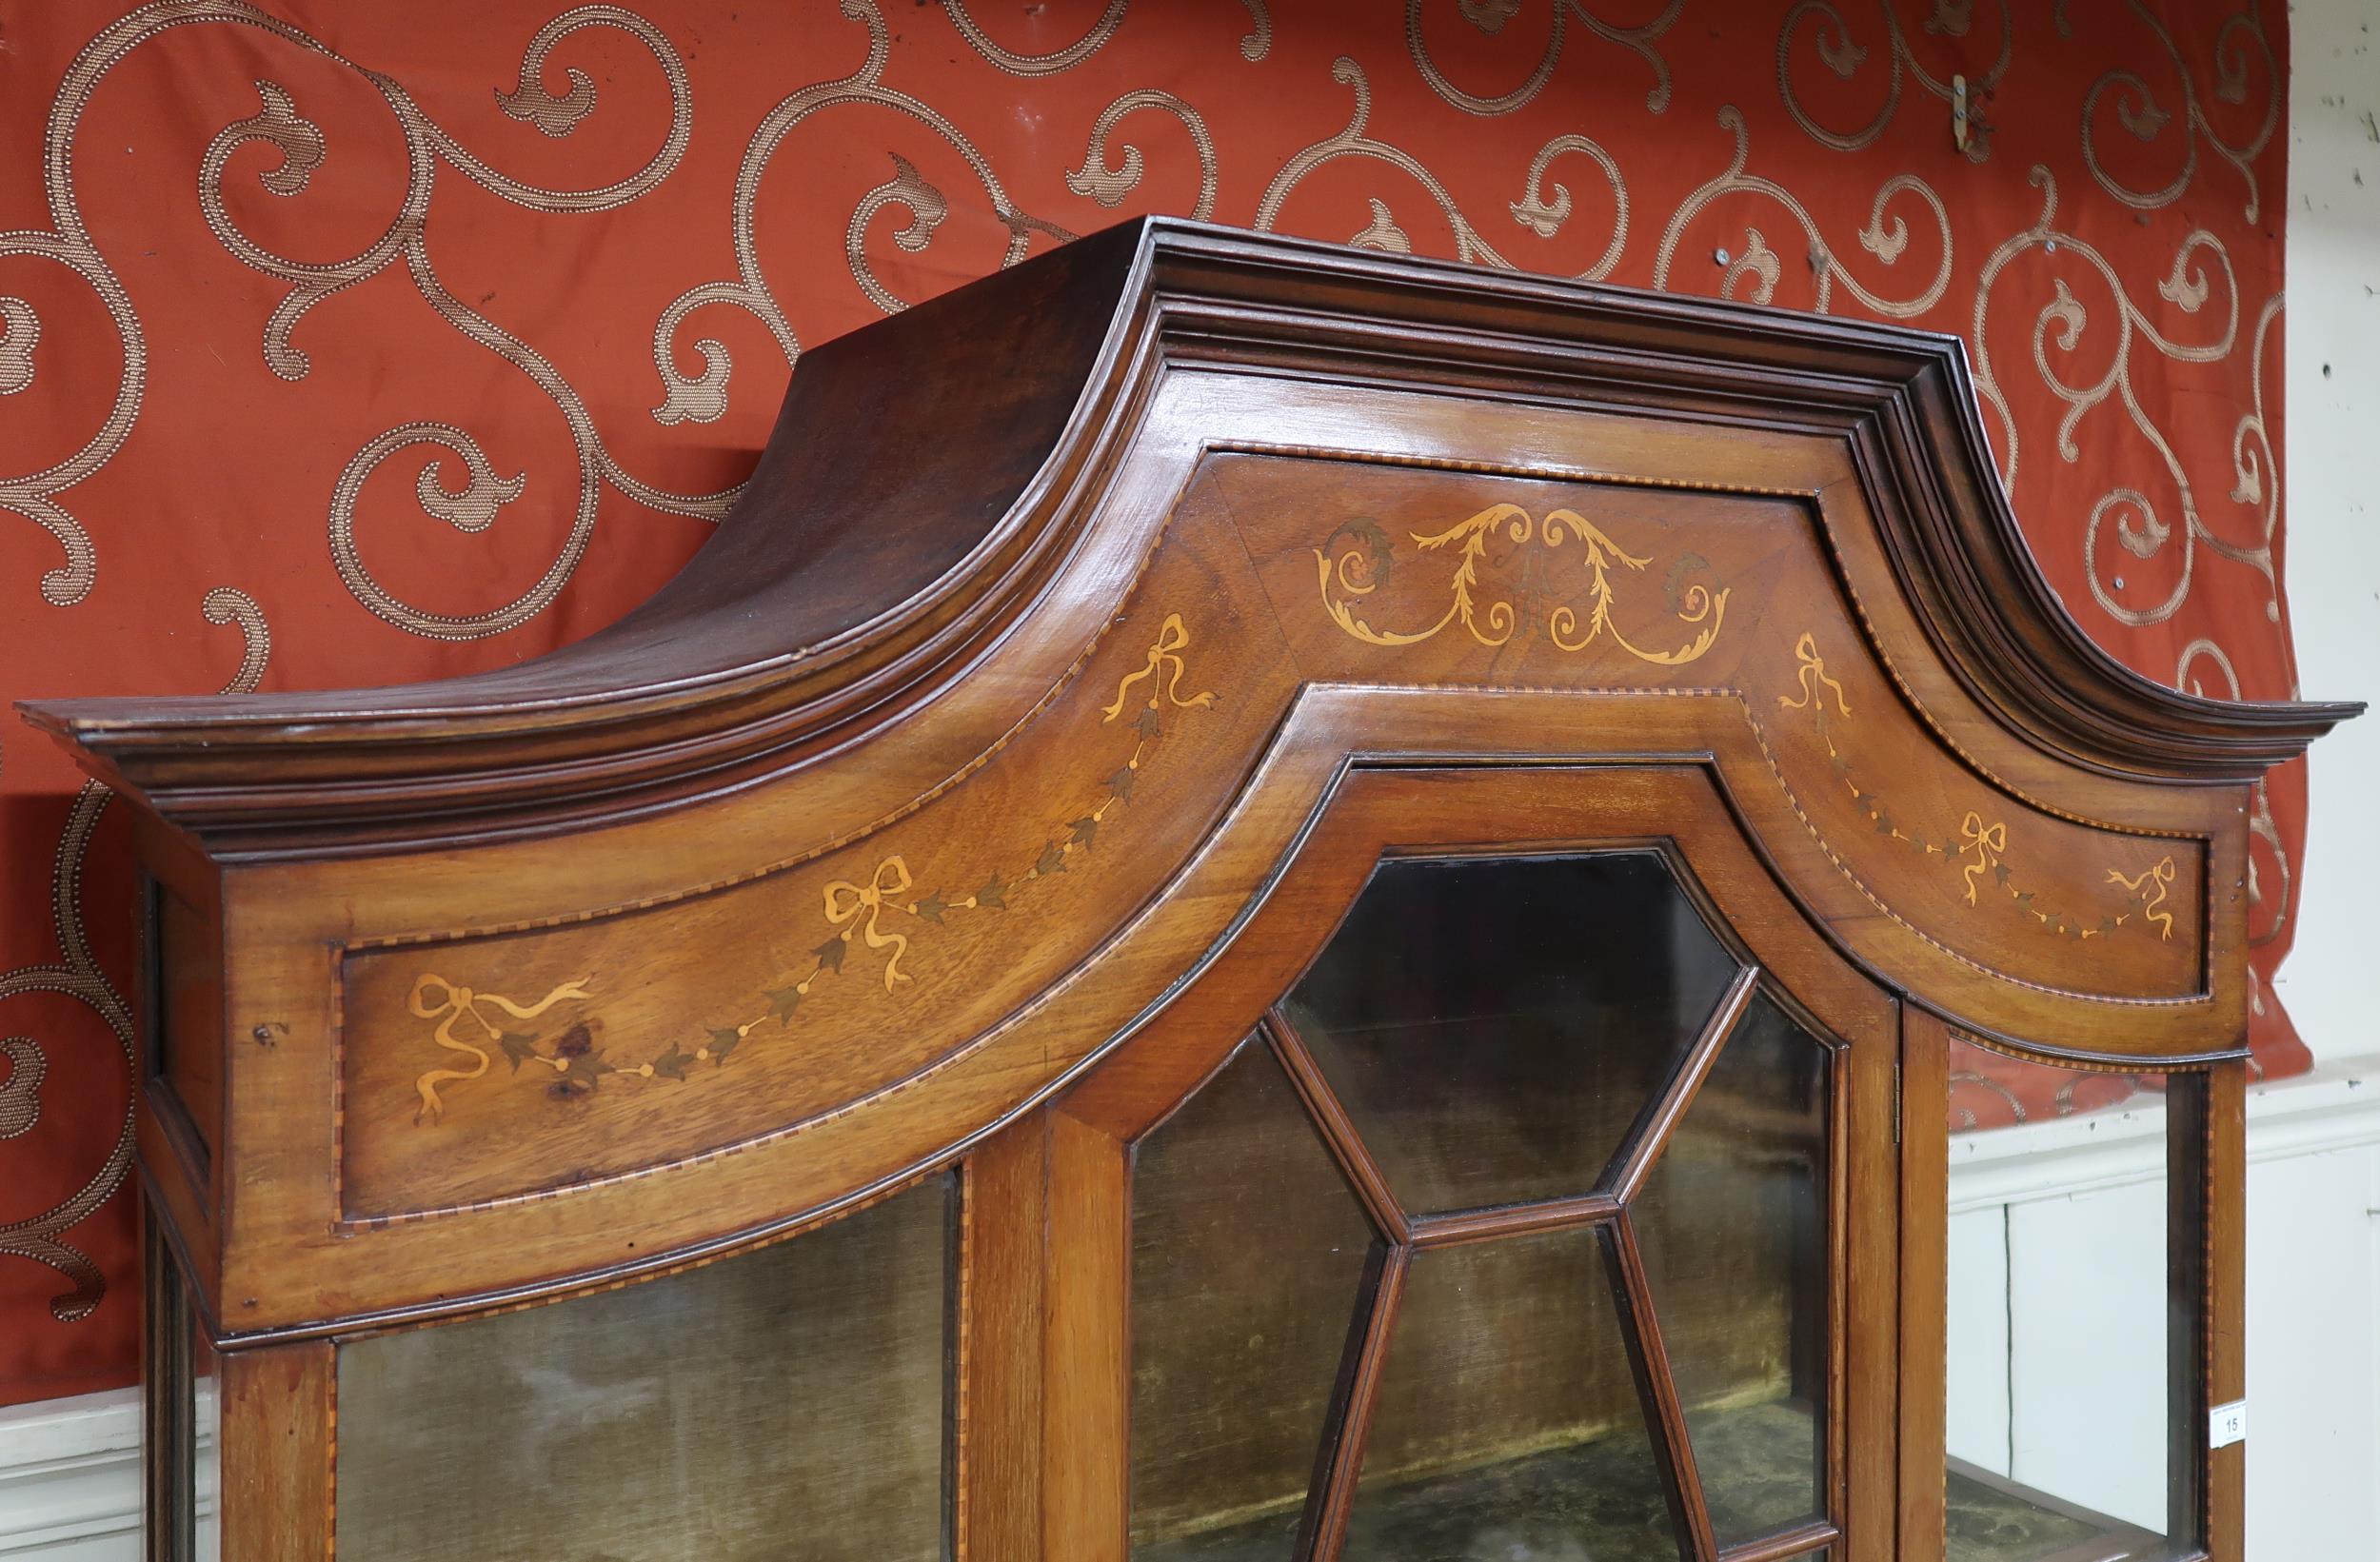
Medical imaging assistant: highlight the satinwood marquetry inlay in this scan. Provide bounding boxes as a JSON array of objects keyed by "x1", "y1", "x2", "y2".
[
  {"x1": 1315, "y1": 503, "x2": 1730, "y2": 664},
  {"x1": 1774, "y1": 633, "x2": 2181, "y2": 944},
  {"x1": 403, "y1": 611, "x2": 1219, "y2": 1127}
]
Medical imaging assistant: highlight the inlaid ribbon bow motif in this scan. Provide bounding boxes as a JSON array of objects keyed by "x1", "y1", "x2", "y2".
[
  {"x1": 823, "y1": 855, "x2": 916, "y2": 991},
  {"x1": 1957, "y1": 811, "x2": 2009, "y2": 905},
  {"x1": 1777, "y1": 631, "x2": 1851, "y2": 716},
  {"x1": 1101, "y1": 612, "x2": 1216, "y2": 722},
  {"x1": 1775, "y1": 633, "x2": 2191, "y2": 945},
  {"x1": 410, "y1": 973, "x2": 592, "y2": 1123},
  {"x1": 395, "y1": 613, "x2": 1225, "y2": 1127},
  {"x1": 2106, "y1": 856, "x2": 2178, "y2": 940}
]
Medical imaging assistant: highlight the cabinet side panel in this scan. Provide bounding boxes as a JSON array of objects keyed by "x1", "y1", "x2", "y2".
[{"x1": 149, "y1": 881, "x2": 223, "y2": 1185}]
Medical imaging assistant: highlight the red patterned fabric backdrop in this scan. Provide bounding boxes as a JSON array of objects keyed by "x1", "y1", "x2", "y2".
[{"x1": 0, "y1": 0, "x2": 2299, "y2": 1404}]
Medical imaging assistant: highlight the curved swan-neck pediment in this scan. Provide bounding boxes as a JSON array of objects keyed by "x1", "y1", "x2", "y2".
[
  {"x1": 34, "y1": 221, "x2": 2361, "y2": 1344},
  {"x1": 21, "y1": 219, "x2": 2355, "y2": 859}
]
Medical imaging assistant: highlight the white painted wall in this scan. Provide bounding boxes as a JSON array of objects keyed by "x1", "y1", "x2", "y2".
[
  {"x1": 2240, "y1": 1, "x2": 2380, "y2": 1554},
  {"x1": 2279, "y1": 0, "x2": 2380, "y2": 1060},
  {"x1": 2242, "y1": 1100, "x2": 2380, "y2": 1560}
]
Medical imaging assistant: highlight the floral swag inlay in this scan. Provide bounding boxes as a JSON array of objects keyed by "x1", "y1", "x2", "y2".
[
  {"x1": 407, "y1": 612, "x2": 1217, "y2": 1124},
  {"x1": 1775, "y1": 633, "x2": 2180, "y2": 943}
]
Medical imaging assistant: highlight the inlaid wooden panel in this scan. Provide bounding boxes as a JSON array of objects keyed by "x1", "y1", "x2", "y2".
[
  {"x1": 1217, "y1": 452, "x2": 2208, "y2": 1005},
  {"x1": 186, "y1": 687, "x2": 2240, "y2": 1336},
  {"x1": 335, "y1": 495, "x2": 1297, "y2": 1219},
  {"x1": 332, "y1": 427, "x2": 2224, "y2": 1227}
]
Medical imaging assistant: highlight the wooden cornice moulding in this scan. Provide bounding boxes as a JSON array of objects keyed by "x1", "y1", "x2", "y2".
[
  {"x1": 23, "y1": 219, "x2": 2355, "y2": 860},
  {"x1": 17, "y1": 220, "x2": 2359, "y2": 1345}
]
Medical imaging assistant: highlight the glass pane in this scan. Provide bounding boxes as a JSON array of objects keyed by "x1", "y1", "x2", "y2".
[
  {"x1": 1944, "y1": 1041, "x2": 2197, "y2": 1560},
  {"x1": 146, "y1": 1229, "x2": 211, "y2": 1562},
  {"x1": 1346, "y1": 1227, "x2": 1682, "y2": 1559},
  {"x1": 1634, "y1": 991, "x2": 1830, "y2": 1547},
  {"x1": 1283, "y1": 852, "x2": 1742, "y2": 1214},
  {"x1": 335, "y1": 1176, "x2": 954, "y2": 1562},
  {"x1": 1132, "y1": 1037, "x2": 1378, "y2": 1562},
  {"x1": 193, "y1": 1319, "x2": 220, "y2": 1562}
]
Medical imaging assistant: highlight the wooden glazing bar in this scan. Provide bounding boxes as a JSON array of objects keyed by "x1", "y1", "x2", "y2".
[
  {"x1": 1604, "y1": 1215, "x2": 1718, "y2": 1562},
  {"x1": 1267, "y1": 1010, "x2": 1411, "y2": 1244},
  {"x1": 216, "y1": 1340, "x2": 332, "y2": 1562},
  {"x1": 1896, "y1": 1011, "x2": 1952, "y2": 1562},
  {"x1": 1718, "y1": 1518, "x2": 1843, "y2": 1562},
  {"x1": 1289, "y1": 1240, "x2": 1395, "y2": 1562},
  {"x1": 1043, "y1": 1112, "x2": 1130, "y2": 1562},
  {"x1": 1300, "y1": 1243, "x2": 1410, "y2": 1562},
  {"x1": 962, "y1": 1114, "x2": 1049, "y2": 1562},
  {"x1": 1610, "y1": 966, "x2": 1764, "y2": 1203},
  {"x1": 1406, "y1": 1193, "x2": 1623, "y2": 1249},
  {"x1": 142, "y1": 1205, "x2": 195, "y2": 1562},
  {"x1": 2199, "y1": 1062, "x2": 2245, "y2": 1559}
]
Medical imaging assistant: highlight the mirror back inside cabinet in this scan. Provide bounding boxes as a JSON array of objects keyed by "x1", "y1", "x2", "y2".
[{"x1": 24, "y1": 220, "x2": 2354, "y2": 1562}]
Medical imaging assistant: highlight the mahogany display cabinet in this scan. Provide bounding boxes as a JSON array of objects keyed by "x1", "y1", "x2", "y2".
[{"x1": 24, "y1": 219, "x2": 2356, "y2": 1562}]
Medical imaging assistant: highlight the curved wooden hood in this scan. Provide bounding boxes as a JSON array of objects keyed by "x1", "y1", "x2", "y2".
[
  {"x1": 24, "y1": 218, "x2": 2355, "y2": 860},
  {"x1": 19, "y1": 220, "x2": 2357, "y2": 1337}
]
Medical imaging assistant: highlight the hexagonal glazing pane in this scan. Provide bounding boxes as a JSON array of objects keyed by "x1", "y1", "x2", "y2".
[
  {"x1": 1131, "y1": 1037, "x2": 1380, "y2": 1562},
  {"x1": 1281, "y1": 852, "x2": 1743, "y2": 1216},
  {"x1": 1343, "y1": 1227, "x2": 1683, "y2": 1559},
  {"x1": 1633, "y1": 991, "x2": 1832, "y2": 1548}
]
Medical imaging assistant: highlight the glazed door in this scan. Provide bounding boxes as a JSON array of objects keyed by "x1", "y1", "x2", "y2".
[
  {"x1": 1020, "y1": 765, "x2": 1901, "y2": 1562},
  {"x1": 1901, "y1": 1010, "x2": 2230, "y2": 1562}
]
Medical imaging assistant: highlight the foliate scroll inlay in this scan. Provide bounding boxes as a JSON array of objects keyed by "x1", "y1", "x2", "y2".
[
  {"x1": 1776, "y1": 634, "x2": 2179, "y2": 942},
  {"x1": 403, "y1": 613, "x2": 1219, "y2": 1126},
  {"x1": 1316, "y1": 503, "x2": 1730, "y2": 663}
]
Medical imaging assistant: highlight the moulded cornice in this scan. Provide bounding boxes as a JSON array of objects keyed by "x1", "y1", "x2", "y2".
[{"x1": 21, "y1": 218, "x2": 2356, "y2": 858}]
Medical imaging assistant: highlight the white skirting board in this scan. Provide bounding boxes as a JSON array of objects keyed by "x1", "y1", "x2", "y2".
[
  {"x1": 0, "y1": 1382, "x2": 209, "y2": 1560},
  {"x1": 1, "y1": 1061, "x2": 2373, "y2": 1560}
]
